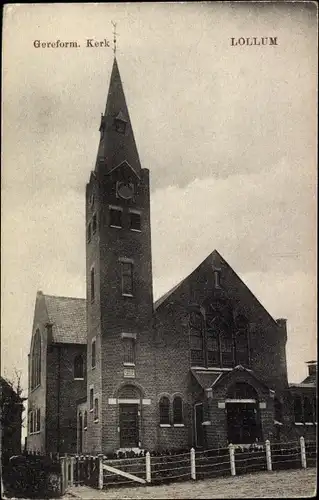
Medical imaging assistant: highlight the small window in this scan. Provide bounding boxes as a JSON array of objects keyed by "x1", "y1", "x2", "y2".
[
  {"x1": 129, "y1": 212, "x2": 141, "y2": 232},
  {"x1": 304, "y1": 396, "x2": 314, "y2": 423},
  {"x1": 94, "y1": 398, "x2": 99, "y2": 422},
  {"x1": 74, "y1": 355, "x2": 84, "y2": 379},
  {"x1": 123, "y1": 337, "x2": 135, "y2": 365},
  {"x1": 109, "y1": 207, "x2": 122, "y2": 228},
  {"x1": 90, "y1": 388, "x2": 94, "y2": 411},
  {"x1": 90, "y1": 267, "x2": 95, "y2": 302},
  {"x1": 114, "y1": 119, "x2": 126, "y2": 134},
  {"x1": 159, "y1": 396, "x2": 170, "y2": 425},
  {"x1": 214, "y1": 269, "x2": 221, "y2": 288},
  {"x1": 87, "y1": 222, "x2": 92, "y2": 243},
  {"x1": 84, "y1": 411, "x2": 88, "y2": 430},
  {"x1": 92, "y1": 340, "x2": 96, "y2": 368},
  {"x1": 36, "y1": 409, "x2": 41, "y2": 432},
  {"x1": 173, "y1": 396, "x2": 183, "y2": 425},
  {"x1": 92, "y1": 213, "x2": 97, "y2": 235},
  {"x1": 121, "y1": 261, "x2": 133, "y2": 296}
]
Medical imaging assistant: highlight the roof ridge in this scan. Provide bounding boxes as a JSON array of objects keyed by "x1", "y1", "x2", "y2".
[{"x1": 43, "y1": 293, "x2": 86, "y2": 301}]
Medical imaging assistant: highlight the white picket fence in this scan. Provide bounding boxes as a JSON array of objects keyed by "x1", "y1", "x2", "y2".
[{"x1": 61, "y1": 436, "x2": 316, "y2": 491}]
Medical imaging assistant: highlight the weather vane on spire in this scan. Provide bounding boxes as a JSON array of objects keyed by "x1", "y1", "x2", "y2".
[{"x1": 111, "y1": 21, "x2": 118, "y2": 56}]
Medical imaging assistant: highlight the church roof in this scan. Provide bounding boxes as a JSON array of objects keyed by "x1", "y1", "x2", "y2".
[
  {"x1": 43, "y1": 294, "x2": 86, "y2": 344},
  {"x1": 154, "y1": 277, "x2": 186, "y2": 310}
]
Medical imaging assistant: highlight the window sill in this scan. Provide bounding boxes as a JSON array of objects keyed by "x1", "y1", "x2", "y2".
[
  {"x1": 29, "y1": 431, "x2": 41, "y2": 435},
  {"x1": 305, "y1": 422, "x2": 315, "y2": 426},
  {"x1": 130, "y1": 228, "x2": 141, "y2": 233},
  {"x1": 110, "y1": 225, "x2": 122, "y2": 229},
  {"x1": 84, "y1": 427, "x2": 87, "y2": 431},
  {"x1": 91, "y1": 365, "x2": 96, "y2": 370},
  {"x1": 124, "y1": 362, "x2": 135, "y2": 367},
  {"x1": 173, "y1": 424, "x2": 184, "y2": 427},
  {"x1": 89, "y1": 409, "x2": 94, "y2": 413},
  {"x1": 159, "y1": 424, "x2": 171, "y2": 428},
  {"x1": 122, "y1": 293, "x2": 134, "y2": 298},
  {"x1": 94, "y1": 419, "x2": 99, "y2": 424},
  {"x1": 74, "y1": 378, "x2": 84, "y2": 381},
  {"x1": 294, "y1": 422, "x2": 304, "y2": 426}
]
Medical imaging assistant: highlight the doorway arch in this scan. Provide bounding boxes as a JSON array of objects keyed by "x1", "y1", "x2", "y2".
[{"x1": 226, "y1": 382, "x2": 263, "y2": 444}]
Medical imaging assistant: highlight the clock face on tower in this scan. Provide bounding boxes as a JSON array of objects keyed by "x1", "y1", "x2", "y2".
[{"x1": 117, "y1": 182, "x2": 134, "y2": 200}]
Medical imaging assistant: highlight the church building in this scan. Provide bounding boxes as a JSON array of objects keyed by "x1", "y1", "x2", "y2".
[{"x1": 27, "y1": 57, "x2": 317, "y2": 455}]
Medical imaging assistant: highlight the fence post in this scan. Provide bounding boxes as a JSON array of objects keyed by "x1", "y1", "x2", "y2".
[
  {"x1": 190, "y1": 448, "x2": 196, "y2": 480},
  {"x1": 300, "y1": 436, "x2": 307, "y2": 469},
  {"x1": 146, "y1": 452, "x2": 151, "y2": 483},
  {"x1": 229, "y1": 444, "x2": 236, "y2": 476},
  {"x1": 98, "y1": 454, "x2": 104, "y2": 489},
  {"x1": 265, "y1": 440, "x2": 272, "y2": 472},
  {"x1": 70, "y1": 456, "x2": 74, "y2": 487},
  {"x1": 60, "y1": 457, "x2": 66, "y2": 494}
]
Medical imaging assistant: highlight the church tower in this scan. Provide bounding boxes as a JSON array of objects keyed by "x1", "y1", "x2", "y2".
[{"x1": 85, "y1": 57, "x2": 156, "y2": 453}]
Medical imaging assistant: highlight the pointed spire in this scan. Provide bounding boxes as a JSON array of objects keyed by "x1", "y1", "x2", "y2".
[{"x1": 95, "y1": 57, "x2": 142, "y2": 175}]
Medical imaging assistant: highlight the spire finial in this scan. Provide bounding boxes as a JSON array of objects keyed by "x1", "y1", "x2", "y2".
[{"x1": 111, "y1": 21, "x2": 118, "y2": 56}]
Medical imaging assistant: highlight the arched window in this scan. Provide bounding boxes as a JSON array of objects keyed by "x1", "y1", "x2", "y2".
[
  {"x1": 159, "y1": 396, "x2": 170, "y2": 425},
  {"x1": 31, "y1": 329, "x2": 41, "y2": 390},
  {"x1": 94, "y1": 398, "x2": 99, "y2": 422},
  {"x1": 173, "y1": 396, "x2": 183, "y2": 425},
  {"x1": 84, "y1": 411, "x2": 88, "y2": 430},
  {"x1": 78, "y1": 412, "x2": 83, "y2": 453},
  {"x1": 74, "y1": 355, "x2": 84, "y2": 379}
]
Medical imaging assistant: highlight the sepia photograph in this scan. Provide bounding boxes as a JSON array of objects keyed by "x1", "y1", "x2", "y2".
[{"x1": 1, "y1": 2, "x2": 317, "y2": 499}]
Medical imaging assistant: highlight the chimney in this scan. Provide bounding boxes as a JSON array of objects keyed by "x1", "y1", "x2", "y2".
[{"x1": 306, "y1": 360, "x2": 317, "y2": 377}]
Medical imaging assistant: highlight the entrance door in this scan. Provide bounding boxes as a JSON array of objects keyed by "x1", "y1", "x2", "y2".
[
  {"x1": 227, "y1": 403, "x2": 261, "y2": 444},
  {"x1": 119, "y1": 404, "x2": 139, "y2": 448},
  {"x1": 194, "y1": 403, "x2": 205, "y2": 448}
]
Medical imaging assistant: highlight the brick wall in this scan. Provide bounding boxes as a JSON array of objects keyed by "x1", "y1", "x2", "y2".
[{"x1": 46, "y1": 344, "x2": 86, "y2": 453}]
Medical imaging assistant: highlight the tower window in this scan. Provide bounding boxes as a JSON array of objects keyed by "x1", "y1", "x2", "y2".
[
  {"x1": 90, "y1": 267, "x2": 95, "y2": 302},
  {"x1": 91, "y1": 339, "x2": 96, "y2": 368},
  {"x1": 87, "y1": 222, "x2": 92, "y2": 243},
  {"x1": 129, "y1": 211, "x2": 141, "y2": 232},
  {"x1": 94, "y1": 398, "x2": 99, "y2": 422},
  {"x1": 121, "y1": 261, "x2": 133, "y2": 296},
  {"x1": 159, "y1": 397, "x2": 170, "y2": 425},
  {"x1": 123, "y1": 337, "x2": 135, "y2": 365},
  {"x1": 74, "y1": 355, "x2": 84, "y2": 379},
  {"x1": 114, "y1": 111, "x2": 127, "y2": 134},
  {"x1": 92, "y1": 213, "x2": 97, "y2": 235},
  {"x1": 84, "y1": 411, "x2": 88, "y2": 430},
  {"x1": 109, "y1": 206, "x2": 123, "y2": 228},
  {"x1": 90, "y1": 388, "x2": 94, "y2": 411}
]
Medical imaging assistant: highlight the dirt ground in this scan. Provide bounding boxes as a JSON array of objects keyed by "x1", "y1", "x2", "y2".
[{"x1": 64, "y1": 468, "x2": 317, "y2": 499}]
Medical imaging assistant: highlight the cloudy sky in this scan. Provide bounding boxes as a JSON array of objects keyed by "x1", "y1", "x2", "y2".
[{"x1": 2, "y1": 2, "x2": 317, "y2": 401}]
